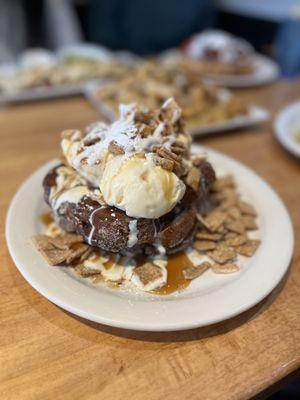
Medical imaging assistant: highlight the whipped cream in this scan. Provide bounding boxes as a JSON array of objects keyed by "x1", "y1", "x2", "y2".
[
  {"x1": 61, "y1": 99, "x2": 189, "y2": 187},
  {"x1": 186, "y1": 29, "x2": 253, "y2": 64}
]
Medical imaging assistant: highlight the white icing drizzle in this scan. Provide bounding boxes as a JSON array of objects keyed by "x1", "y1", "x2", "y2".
[
  {"x1": 127, "y1": 220, "x2": 138, "y2": 248},
  {"x1": 154, "y1": 243, "x2": 166, "y2": 256},
  {"x1": 87, "y1": 206, "x2": 106, "y2": 245}
]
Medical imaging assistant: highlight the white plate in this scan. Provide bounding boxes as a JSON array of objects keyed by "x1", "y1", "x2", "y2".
[
  {"x1": 274, "y1": 101, "x2": 300, "y2": 158},
  {"x1": 203, "y1": 55, "x2": 279, "y2": 88},
  {"x1": 0, "y1": 60, "x2": 83, "y2": 104},
  {"x1": 0, "y1": 44, "x2": 112, "y2": 104},
  {"x1": 83, "y1": 82, "x2": 269, "y2": 136},
  {"x1": 189, "y1": 105, "x2": 269, "y2": 136},
  {"x1": 6, "y1": 146, "x2": 293, "y2": 331},
  {"x1": 160, "y1": 50, "x2": 279, "y2": 88},
  {"x1": 0, "y1": 44, "x2": 138, "y2": 104},
  {"x1": 0, "y1": 84, "x2": 83, "y2": 104}
]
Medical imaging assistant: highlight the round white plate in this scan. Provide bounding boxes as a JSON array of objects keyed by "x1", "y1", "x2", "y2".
[
  {"x1": 203, "y1": 54, "x2": 279, "y2": 88},
  {"x1": 6, "y1": 146, "x2": 293, "y2": 331},
  {"x1": 0, "y1": 85, "x2": 83, "y2": 105},
  {"x1": 0, "y1": 57, "x2": 82, "y2": 105},
  {"x1": 274, "y1": 101, "x2": 300, "y2": 158},
  {"x1": 188, "y1": 105, "x2": 269, "y2": 136},
  {"x1": 159, "y1": 49, "x2": 279, "y2": 88}
]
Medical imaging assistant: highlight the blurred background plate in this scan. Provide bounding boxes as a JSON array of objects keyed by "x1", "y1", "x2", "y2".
[
  {"x1": 203, "y1": 54, "x2": 279, "y2": 87},
  {"x1": 0, "y1": 84, "x2": 83, "y2": 105},
  {"x1": 57, "y1": 43, "x2": 114, "y2": 63},
  {"x1": 189, "y1": 105, "x2": 269, "y2": 136},
  {"x1": 19, "y1": 48, "x2": 57, "y2": 69},
  {"x1": 274, "y1": 101, "x2": 300, "y2": 158},
  {"x1": 160, "y1": 50, "x2": 279, "y2": 88},
  {"x1": 84, "y1": 81, "x2": 269, "y2": 136}
]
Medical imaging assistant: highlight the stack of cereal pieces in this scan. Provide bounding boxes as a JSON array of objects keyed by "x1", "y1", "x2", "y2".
[{"x1": 184, "y1": 174, "x2": 260, "y2": 280}]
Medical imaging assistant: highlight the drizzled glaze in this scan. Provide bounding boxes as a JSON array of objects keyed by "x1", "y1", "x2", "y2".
[
  {"x1": 87, "y1": 206, "x2": 107, "y2": 245},
  {"x1": 127, "y1": 220, "x2": 138, "y2": 248}
]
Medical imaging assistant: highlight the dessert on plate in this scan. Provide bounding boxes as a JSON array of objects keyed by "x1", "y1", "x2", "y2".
[
  {"x1": 94, "y1": 60, "x2": 248, "y2": 130},
  {"x1": 0, "y1": 60, "x2": 132, "y2": 95},
  {"x1": 33, "y1": 99, "x2": 260, "y2": 294},
  {"x1": 182, "y1": 29, "x2": 254, "y2": 76}
]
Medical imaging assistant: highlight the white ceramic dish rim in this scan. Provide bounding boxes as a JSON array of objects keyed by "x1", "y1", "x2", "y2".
[
  {"x1": 0, "y1": 84, "x2": 84, "y2": 104},
  {"x1": 202, "y1": 54, "x2": 279, "y2": 87},
  {"x1": 6, "y1": 146, "x2": 294, "y2": 331},
  {"x1": 274, "y1": 100, "x2": 300, "y2": 158}
]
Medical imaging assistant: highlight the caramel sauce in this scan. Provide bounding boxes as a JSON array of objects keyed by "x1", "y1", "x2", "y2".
[
  {"x1": 39, "y1": 209, "x2": 191, "y2": 296},
  {"x1": 103, "y1": 258, "x2": 115, "y2": 270},
  {"x1": 151, "y1": 251, "x2": 192, "y2": 295},
  {"x1": 40, "y1": 212, "x2": 53, "y2": 226},
  {"x1": 72, "y1": 242, "x2": 86, "y2": 250},
  {"x1": 103, "y1": 256, "x2": 125, "y2": 270},
  {"x1": 100, "y1": 252, "x2": 192, "y2": 295}
]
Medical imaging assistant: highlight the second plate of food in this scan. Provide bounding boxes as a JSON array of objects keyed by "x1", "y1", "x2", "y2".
[
  {"x1": 202, "y1": 54, "x2": 279, "y2": 88},
  {"x1": 84, "y1": 81, "x2": 269, "y2": 136}
]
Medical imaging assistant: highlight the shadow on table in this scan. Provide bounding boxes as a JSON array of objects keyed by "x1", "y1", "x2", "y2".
[
  {"x1": 62, "y1": 264, "x2": 290, "y2": 343},
  {"x1": 251, "y1": 369, "x2": 300, "y2": 400}
]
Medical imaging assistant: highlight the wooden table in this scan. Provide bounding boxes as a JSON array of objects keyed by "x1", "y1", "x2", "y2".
[{"x1": 1, "y1": 80, "x2": 300, "y2": 400}]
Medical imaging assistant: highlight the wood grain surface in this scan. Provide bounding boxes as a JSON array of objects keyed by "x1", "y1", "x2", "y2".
[{"x1": 1, "y1": 80, "x2": 300, "y2": 400}]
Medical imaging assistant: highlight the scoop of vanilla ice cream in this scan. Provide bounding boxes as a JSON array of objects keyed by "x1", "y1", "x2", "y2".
[{"x1": 99, "y1": 154, "x2": 186, "y2": 219}]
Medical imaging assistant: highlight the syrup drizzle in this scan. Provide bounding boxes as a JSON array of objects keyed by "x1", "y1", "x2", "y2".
[
  {"x1": 39, "y1": 211, "x2": 191, "y2": 295},
  {"x1": 151, "y1": 252, "x2": 192, "y2": 295},
  {"x1": 40, "y1": 212, "x2": 53, "y2": 226}
]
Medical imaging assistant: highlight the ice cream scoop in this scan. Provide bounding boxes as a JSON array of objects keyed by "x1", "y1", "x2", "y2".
[{"x1": 99, "y1": 154, "x2": 186, "y2": 219}]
